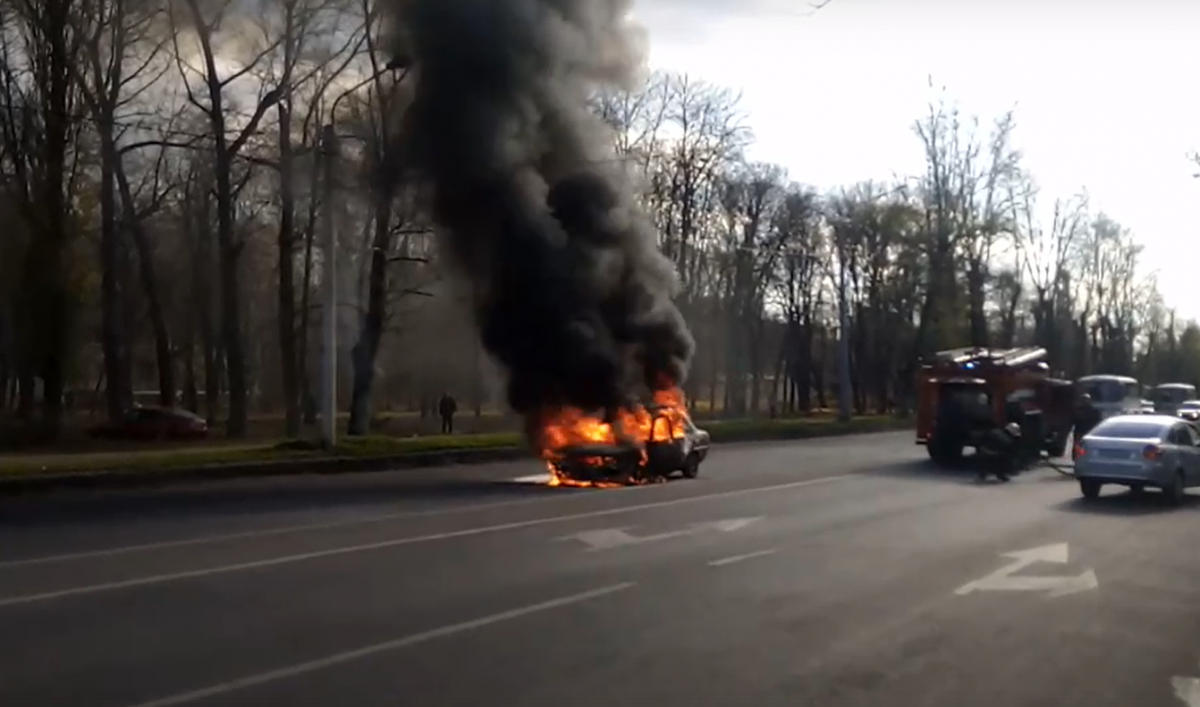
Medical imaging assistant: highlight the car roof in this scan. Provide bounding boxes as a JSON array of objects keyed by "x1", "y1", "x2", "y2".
[
  {"x1": 1095, "y1": 414, "x2": 1178, "y2": 427},
  {"x1": 1077, "y1": 375, "x2": 1138, "y2": 383}
]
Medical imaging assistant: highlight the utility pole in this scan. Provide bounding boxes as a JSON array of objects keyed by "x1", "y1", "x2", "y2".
[
  {"x1": 320, "y1": 123, "x2": 338, "y2": 447},
  {"x1": 315, "y1": 56, "x2": 407, "y2": 448}
]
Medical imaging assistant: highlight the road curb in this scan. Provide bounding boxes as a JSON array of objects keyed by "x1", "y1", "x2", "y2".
[{"x1": 0, "y1": 418, "x2": 913, "y2": 496}]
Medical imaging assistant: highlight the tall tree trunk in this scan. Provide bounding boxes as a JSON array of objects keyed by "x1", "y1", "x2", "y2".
[
  {"x1": 770, "y1": 333, "x2": 785, "y2": 415},
  {"x1": 797, "y1": 318, "x2": 814, "y2": 412},
  {"x1": 967, "y1": 264, "x2": 988, "y2": 347},
  {"x1": 813, "y1": 324, "x2": 827, "y2": 410},
  {"x1": 213, "y1": 151, "x2": 247, "y2": 436},
  {"x1": 197, "y1": 228, "x2": 219, "y2": 425},
  {"x1": 915, "y1": 241, "x2": 954, "y2": 356},
  {"x1": 299, "y1": 214, "x2": 317, "y2": 425},
  {"x1": 1000, "y1": 283, "x2": 1021, "y2": 347},
  {"x1": 274, "y1": 9, "x2": 301, "y2": 437},
  {"x1": 34, "y1": 0, "x2": 74, "y2": 435},
  {"x1": 297, "y1": 145, "x2": 321, "y2": 425},
  {"x1": 117, "y1": 164, "x2": 175, "y2": 406},
  {"x1": 182, "y1": 333, "x2": 198, "y2": 413},
  {"x1": 347, "y1": 192, "x2": 393, "y2": 435},
  {"x1": 276, "y1": 99, "x2": 301, "y2": 437},
  {"x1": 119, "y1": 239, "x2": 137, "y2": 402},
  {"x1": 98, "y1": 130, "x2": 125, "y2": 421},
  {"x1": 747, "y1": 318, "x2": 763, "y2": 415}
]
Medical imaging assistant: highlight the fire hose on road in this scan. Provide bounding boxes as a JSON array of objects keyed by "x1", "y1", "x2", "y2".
[{"x1": 1041, "y1": 456, "x2": 1076, "y2": 477}]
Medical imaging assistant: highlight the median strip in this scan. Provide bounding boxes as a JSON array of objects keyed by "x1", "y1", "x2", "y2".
[{"x1": 0, "y1": 416, "x2": 912, "y2": 494}]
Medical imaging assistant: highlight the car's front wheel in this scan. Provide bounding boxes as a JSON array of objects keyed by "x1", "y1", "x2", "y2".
[{"x1": 681, "y1": 454, "x2": 700, "y2": 479}]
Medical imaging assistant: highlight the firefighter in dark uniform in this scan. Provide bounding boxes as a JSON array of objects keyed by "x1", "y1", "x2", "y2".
[{"x1": 1072, "y1": 393, "x2": 1102, "y2": 446}]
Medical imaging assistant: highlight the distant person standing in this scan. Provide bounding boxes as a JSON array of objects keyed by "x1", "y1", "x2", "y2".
[{"x1": 438, "y1": 392, "x2": 458, "y2": 434}]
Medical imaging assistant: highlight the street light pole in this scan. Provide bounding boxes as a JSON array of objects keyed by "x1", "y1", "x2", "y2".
[
  {"x1": 316, "y1": 56, "x2": 408, "y2": 448},
  {"x1": 319, "y1": 123, "x2": 338, "y2": 448}
]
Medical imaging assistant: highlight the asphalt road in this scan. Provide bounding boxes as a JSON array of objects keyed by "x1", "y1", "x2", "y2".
[{"x1": 2, "y1": 431, "x2": 1199, "y2": 707}]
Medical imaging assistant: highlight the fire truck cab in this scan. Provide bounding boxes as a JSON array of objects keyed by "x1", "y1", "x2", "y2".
[{"x1": 915, "y1": 347, "x2": 1074, "y2": 466}]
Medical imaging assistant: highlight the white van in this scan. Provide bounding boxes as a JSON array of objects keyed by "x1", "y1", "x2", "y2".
[
  {"x1": 1076, "y1": 375, "x2": 1142, "y2": 419},
  {"x1": 1150, "y1": 383, "x2": 1197, "y2": 416}
]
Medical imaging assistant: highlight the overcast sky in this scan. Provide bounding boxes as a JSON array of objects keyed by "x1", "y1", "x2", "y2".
[{"x1": 634, "y1": 0, "x2": 1200, "y2": 320}]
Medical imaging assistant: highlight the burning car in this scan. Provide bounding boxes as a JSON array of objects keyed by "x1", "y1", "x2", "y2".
[{"x1": 539, "y1": 389, "x2": 711, "y2": 486}]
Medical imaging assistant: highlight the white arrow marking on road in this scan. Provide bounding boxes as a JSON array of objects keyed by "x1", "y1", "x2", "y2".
[
  {"x1": 710, "y1": 518, "x2": 759, "y2": 532},
  {"x1": 560, "y1": 517, "x2": 762, "y2": 551},
  {"x1": 954, "y1": 543, "x2": 1098, "y2": 598},
  {"x1": 562, "y1": 528, "x2": 645, "y2": 551},
  {"x1": 709, "y1": 548, "x2": 776, "y2": 567},
  {"x1": 1004, "y1": 543, "x2": 1072, "y2": 565},
  {"x1": 1173, "y1": 671, "x2": 1200, "y2": 705}
]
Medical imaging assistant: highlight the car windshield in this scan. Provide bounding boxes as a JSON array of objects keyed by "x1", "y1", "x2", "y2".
[
  {"x1": 1181, "y1": 401, "x2": 1200, "y2": 410},
  {"x1": 1079, "y1": 379, "x2": 1135, "y2": 404},
  {"x1": 1153, "y1": 386, "x2": 1196, "y2": 404},
  {"x1": 1089, "y1": 420, "x2": 1167, "y2": 439}
]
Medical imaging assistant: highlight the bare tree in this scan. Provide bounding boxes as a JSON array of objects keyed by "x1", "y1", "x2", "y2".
[
  {"x1": 772, "y1": 187, "x2": 823, "y2": 413},
  {"x1": 1013, "y1": 183, "x2": 1087, "y2": 364},
  {"x1": 73, "y1": 0, "x2": 180, "y2": 413},
  {"x1": 0, "y1": 0, "x2": 86, "y2": 432},
  {"x1": 340, "y1": 0, "x2": 417, "y2": 436},
  {"x1": 169, "y1": 0, "x2": 283, "y2": 436}
]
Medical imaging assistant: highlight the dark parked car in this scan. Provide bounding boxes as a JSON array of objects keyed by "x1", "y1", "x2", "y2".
[{"x1": 88, "y1": 406, "x2": 209, "y2": 441}]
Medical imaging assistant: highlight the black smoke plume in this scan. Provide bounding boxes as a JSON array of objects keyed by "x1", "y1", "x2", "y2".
[{"x1": 391, "y1": 0, "x2": 694, "y2": 422}]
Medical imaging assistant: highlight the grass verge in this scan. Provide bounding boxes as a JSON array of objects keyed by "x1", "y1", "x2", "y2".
[{"x1": 0, "y1": 414, "x2": 912, "y2": 489}]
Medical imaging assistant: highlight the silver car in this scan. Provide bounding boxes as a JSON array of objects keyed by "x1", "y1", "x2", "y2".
[
  {"x1": 1074, "y1": 414, "x2": 1200, "y2": 503},
  {"x1": 1177, "y1": 400, "x2": 1200, "y2": 423}
]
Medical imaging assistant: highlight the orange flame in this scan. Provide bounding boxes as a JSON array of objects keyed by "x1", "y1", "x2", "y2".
[{"x1": 538, "y1": 388, "x2": 690, "y2": 487}]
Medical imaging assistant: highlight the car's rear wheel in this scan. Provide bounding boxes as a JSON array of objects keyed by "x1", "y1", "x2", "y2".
[
  {"x1": 681, "y1": 454, "x2": 700, "y2": 479},
  {"x1": 1164, "y1": 470, "x2": 1186, "y2": 506},
  {"x1": 1079, "y1": 479, "x2": 1102, "y2": 500}
]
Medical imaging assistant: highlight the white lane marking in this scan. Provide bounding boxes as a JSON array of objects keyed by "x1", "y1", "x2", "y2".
[
  {"x1": 0, "y1": 474, "x2": 852, "y2": 608},
  {"x1": 120, "y1": 582, "x2": 636, "y2": 707},
  {"x1": 708, "y1": 549, "x2": 777, "y2": 567},
  {"x1": 4, "y1": 432, "x2": 909, "y2": 568},
  {"x1": 1174, "y1": 673, "x2": 1200, "y2": 705},
  {"x1": 0, "y1": 494, "x2": 578, "y2": 570}
]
